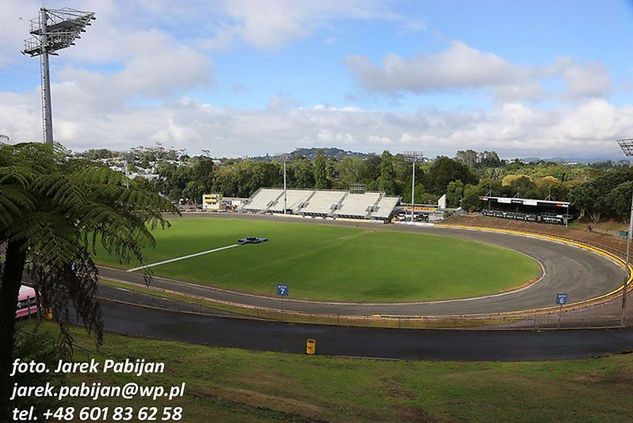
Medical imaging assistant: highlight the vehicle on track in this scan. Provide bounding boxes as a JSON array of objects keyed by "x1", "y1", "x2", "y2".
[{"x1": 238, "y1": 237, "x2": 269, "y2": 245}]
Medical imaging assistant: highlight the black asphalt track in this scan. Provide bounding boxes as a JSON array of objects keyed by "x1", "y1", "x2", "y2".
[
  {"x1": 98, "y1": 215, "x2": 626, "y2": 316},
  {"x1": 100, "y1": 299, "x2": 633, "y2": 361}
]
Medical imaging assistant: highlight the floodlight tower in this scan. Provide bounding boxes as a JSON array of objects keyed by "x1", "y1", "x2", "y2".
[
  {"x1": 404, "y1": 151, "x2": 424, "y2": 223},
  {"x1": 280, "y1": 153, "x2": 291, "y2": 214},
  {"x1": 617, "y1": 138, "x2": 633, "y2": 326},
  {"x1": 22, "y1": 8, "x2": 95, "y2": 144}
]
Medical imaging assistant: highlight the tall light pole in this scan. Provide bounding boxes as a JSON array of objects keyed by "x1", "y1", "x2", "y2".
[
  {"x1": 617, "y1": 138, "x2": 633, "y2": 326},
  {"x1": 22, "y1": 8, "x2": 95, "y2": 143},
  {"x1": 281, "y1": 154, "x2": 291, "y2": 214},
  {"x1": 404, "y1": 151, "x2": 424, "y2": 224}
]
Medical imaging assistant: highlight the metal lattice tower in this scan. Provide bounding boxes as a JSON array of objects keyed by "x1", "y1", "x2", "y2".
[{"x1": 22, "y1": 8, "x2": 95, "y2": 143}]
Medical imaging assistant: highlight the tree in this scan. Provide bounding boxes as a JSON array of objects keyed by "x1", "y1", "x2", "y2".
[
  {"x1": 379, "y1": 151, "x2": 397, "y2": 195},
  {"x1": 508, "y1": 176, "x2": 536, "y2": 196},
  {"x1": 336, "y1": 157, "x2": 368, "y2": 189},
  {"x1": 424, "y1": 156, "x2": 478, "y2": 195},
  {"x1": 606, "y1": 181, "x2": 633, "y2": 222},
  {"x1": 568, "y1": 167, "x2": 633, "y2": 222},
  {"x1": 455, "y1": 150, "x2": 478, "y2": 168},
  {"x1": 462, "y1": 184, "x2": 482, "y2": 211},
  {"x1": 314, "y1": 149, "x2": 329, "y2": 189},
  {"x1": 478, "y1": 151, "x2": 503, "y2": 168},
  {"x1": 0, "y1": 143, "x2": 175, "y2": 419},
  {"x1": 401, "y1": 183, "x2": 428, "y2": 204},
  {"x1": 568, "y1": 183, "x2": 603, "y2": 222},
  {"x1": 446, "y1": 180, "x2": 464, "y2": 208},
  {"x1": 192, "y1": 156, "x2": 214, "y2": 193},
  {"x1": 289, "y1": 159, "x2": 314, "y2": 188}
]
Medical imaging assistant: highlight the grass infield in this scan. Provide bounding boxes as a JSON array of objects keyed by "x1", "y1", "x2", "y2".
[{"x1": 94, "y1": 216, "x2": 540, "y2": 302}]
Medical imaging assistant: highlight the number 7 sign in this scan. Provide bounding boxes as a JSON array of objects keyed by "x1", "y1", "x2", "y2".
[{"x1": 277, "y1": 284, "x2": 288, "y2": 297}]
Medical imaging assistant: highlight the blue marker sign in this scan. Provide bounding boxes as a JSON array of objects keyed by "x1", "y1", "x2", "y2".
[
  {"x1": 556, "y1": 293, "x2": 568, "y2": 305},
  {"x1": 277, "y1": 284, "x2": 288, "y2": 297}
]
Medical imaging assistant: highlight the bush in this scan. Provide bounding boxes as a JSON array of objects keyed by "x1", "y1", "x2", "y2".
[{"x1": 12, "y1": 326, "x2": 66, "y2": 414}]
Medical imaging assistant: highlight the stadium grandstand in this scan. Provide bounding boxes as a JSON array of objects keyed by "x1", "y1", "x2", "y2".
[
  {"x1": 240, "y1": 188, "x2": 401, "y2": 222},
  {"x1": 479, "y1": 195, "x2": 573, "y2": 225}
]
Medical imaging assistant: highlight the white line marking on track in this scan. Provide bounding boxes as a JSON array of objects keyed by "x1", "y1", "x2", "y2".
[{"x1": 127, "y1": 244, "x2": 240, "y2": 272}]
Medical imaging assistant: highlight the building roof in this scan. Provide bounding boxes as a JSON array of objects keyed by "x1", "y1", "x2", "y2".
[{"x1": 479, "y1": 196, "x2": 570, "y2": 207}]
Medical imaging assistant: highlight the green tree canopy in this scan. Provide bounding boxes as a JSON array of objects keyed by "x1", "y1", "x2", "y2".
[
  {"x1": 314, "y1": 149, "x2": 329, "y2": 189},
  {"x1": 424, "y1": 156, "x2": 478, "y2": 195},
  {"x1": 0, "y1": 143, "x2": 175, "y2": 419},
  {"x1": 379, "y1": 151, "x2": 397, "y2": 195}
]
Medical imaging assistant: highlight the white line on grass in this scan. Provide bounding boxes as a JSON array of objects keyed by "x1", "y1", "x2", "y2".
[{"x1": 127, "y1": 244, "x2": 240, "y2": 272}]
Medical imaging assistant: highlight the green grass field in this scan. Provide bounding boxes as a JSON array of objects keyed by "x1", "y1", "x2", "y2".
[
  {"x1": 23, "y1": 323, "x2": 633, "y2": 422},
  {"x1": 94, "y1": 217, "x2": 540, "y2": 302}
]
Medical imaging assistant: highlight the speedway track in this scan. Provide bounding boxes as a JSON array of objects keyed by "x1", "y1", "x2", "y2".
[{"x1": 98, "y1": 214, "x2": 627, "y2": 317}]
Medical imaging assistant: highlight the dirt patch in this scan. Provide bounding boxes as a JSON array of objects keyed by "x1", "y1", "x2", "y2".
[
  {"x1": 216, "y1": 386, "x2": 326, "y2": 417},
  {"x1": 573, "y1": 367, "x2": 633, "y2": 385},
  {"x1": 394, "y1": 404, "x2": 439, "y2": 423},
  {"x1": 443, "y1": 214, "x2": 626, "y2": 256},
  {"x1": 387, "y1": 383, "x2": 416, "y2": 400}
]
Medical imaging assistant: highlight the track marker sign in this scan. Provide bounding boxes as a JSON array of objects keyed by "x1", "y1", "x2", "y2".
[
  {"x1": 277, "y1": 284, "x2": 288, "y2": 297},
  {"x1": 556, "y1": 293, "x2": 567, "y2": 329}
]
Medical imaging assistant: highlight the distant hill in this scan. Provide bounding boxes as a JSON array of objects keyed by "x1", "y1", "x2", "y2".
[{"x1": 252, "y1": 147, "x2": 375, "y2": 161}]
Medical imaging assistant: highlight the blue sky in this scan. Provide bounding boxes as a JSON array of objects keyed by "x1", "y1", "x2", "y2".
[{"x1": 1, "y1": 0, "x2": 633, "y2": 159}]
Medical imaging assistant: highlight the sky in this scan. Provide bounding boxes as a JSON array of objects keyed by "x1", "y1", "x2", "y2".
[{"x1": 1, "y1": 0, "x2": 633, "y2": 159}]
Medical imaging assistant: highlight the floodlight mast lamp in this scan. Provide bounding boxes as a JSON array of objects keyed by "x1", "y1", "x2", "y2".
[
  {"x1": 617, "y1": 138, "x2": 633, "y2": 326},
  {"x1": 21, "y1": 7, "x2": 96, "y2": 144},
  {"x1": 404, "y1": 151, "x2": 424, "y2": 223}
]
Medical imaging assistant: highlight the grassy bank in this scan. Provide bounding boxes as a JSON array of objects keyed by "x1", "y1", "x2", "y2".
[
  {"x1": 20, "y1": 322, "x2": 633, "y2": 422},
  {"x1": 93, "y1": 216, "x2": 539, "y2": 302}
]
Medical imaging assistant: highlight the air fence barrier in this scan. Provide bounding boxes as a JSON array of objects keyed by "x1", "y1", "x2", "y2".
[{"x1": 102, "y1": 276, "x2": 633, "y2": 330}]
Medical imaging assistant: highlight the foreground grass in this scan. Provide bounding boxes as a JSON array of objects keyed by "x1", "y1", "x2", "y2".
[
  {"x1": 21, "y1": 322, "x2": 633, "y2": 422},
  {"x1": 94, "y1": 216, "x2": 539, "y2": 302}
]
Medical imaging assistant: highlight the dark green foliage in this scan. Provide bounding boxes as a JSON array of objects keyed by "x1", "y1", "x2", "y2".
[
  {"x1": 606, "y1": 181, "x2": 633, "y2": 222},
  {"x1": 379, "y1": 151, "x2": 397, "y2": 195},
  {"x1": 0, "y1": 142, "x2": 176, "y2": 419},
  {"x1": 424, "y1": 156, "x2": 479, "y2": 195},
  {"x1": 12, "y1": 327, "x2": 65, "y2": 414},
  {"x1": 569, "y1": 167, "x2": 633, "y2": 222},
  {"x1": 64, "y1": 146, "x2": 633, "y2": 222},
  {"x1": 314, "y1": 149, "x2": 329, "y2": 189},
  {"x1": 289, "y1": 159, "x2": 315, "y2": 188},
  {"x1": 446, "y1": 180, "x2": 464, "y2": 208},
  {"x1": 509, "y1": 176, "x2": 536, "y2": 196}
]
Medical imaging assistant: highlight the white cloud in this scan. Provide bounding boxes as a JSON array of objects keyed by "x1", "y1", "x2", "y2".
[
  {"x1": 346, "y1": 42, "x2": 530, "y2": 93},
  {"x1": 346, "y1": 41, "x2": 613, "y2": 102},
  {"x1": 204, "y1": 0, "x2": 400, "y2": 49},
  {"x1": 0, "y1": 0, "x2": 626, "y2": 161},
  {"x1": 322, "y1": 36, "x2": 338, "y2": 46},
  {"x1": 563, "y1": 63, "x2": 611, "y2": 99},
  {"x1": 2, "y1": 82, "x2": 632, "y2": 159}
]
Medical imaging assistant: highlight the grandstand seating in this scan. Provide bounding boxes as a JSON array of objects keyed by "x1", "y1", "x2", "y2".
[
  {"x1": 300, "y1": 190, "x2": 348, "y2": 216},
  {"x1": 334, "y1": 192, "x2": 381, "y2": 218},
  {"x1": 240, "y1": 188, "x2": 401, "y2": 221},
  {"x1": 371, "y1": 196, "x2": 401, "y2": 220},
  {"x1": 268, "y1": 189, "x2": 315, "y2": 213},
  {"x1": 241, "y1": 188, "x2": 284, "y2": 212}
]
